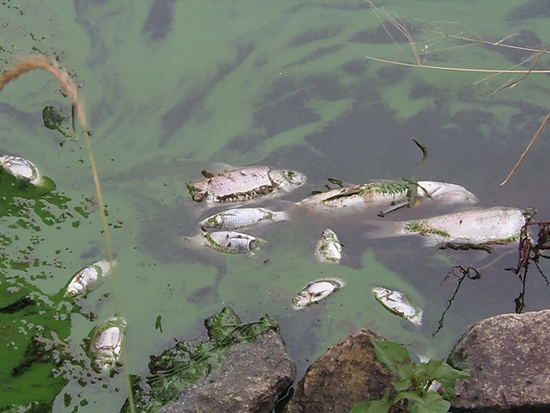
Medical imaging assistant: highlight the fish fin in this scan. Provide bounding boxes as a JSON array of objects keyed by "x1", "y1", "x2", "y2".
[
  {"x1": 422, "y1": 235, "x2": 440, "y2": 248},
  {"x1": 363, "y1": 219, "x2": 407, "y2": 239}
]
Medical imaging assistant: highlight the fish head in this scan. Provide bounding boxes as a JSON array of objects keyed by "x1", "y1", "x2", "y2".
[
  {"x1": 269, "y1": 169, "x2": 307, "y2": 189},
  {"x1": 422, "y1": 182, "x2": 479, "y2": 205},
  {"x1": 186, "y1": 183, "x2": 207, "y2": 202},
  {"x1": 292, "y1": 291, "x2": 311, "y2": 309},
  {"x1": 199, "y1": 214, "x2": 224, "y2": 231}
]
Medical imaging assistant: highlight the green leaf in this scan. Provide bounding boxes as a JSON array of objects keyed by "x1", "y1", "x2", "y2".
[
  {"x1": 397, "y1": 363, "x2": 415, "y2": 381},
  {"x1": 410, "y1": 404, "x2": 431, "y2": 413},
  {"x1": 394, "y1": 378, "x2": 411, "y2": 391},
  {"x1": 155, "y1": 315, "x2": 163, "y2": 333},
  {"x1": 422, "y1": 392, "x2": 451, "y2": 413},
  {"x1": 394, "y1": 391, "x2": 424, "y2": 404},
  {"x1": 424, "y1": 359, "x2": 444, "y2": 377},
  {"x1": 350, "y1": 398, "x2": 392, "y2": 413},
  {"x1": 432, "y1": 362, "x2": 469, "y2": 400},
  {"x1": 371, "y1": 338, "x2": 410, "y2": 373}
]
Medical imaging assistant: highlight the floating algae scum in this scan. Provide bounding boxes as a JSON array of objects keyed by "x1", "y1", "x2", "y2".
[
  {"x1": 2, "y1": 1, "x2": 550, "y2": 411},
  {"x1": 0, "y1": 57, "x2": 136, "y2": 412}
]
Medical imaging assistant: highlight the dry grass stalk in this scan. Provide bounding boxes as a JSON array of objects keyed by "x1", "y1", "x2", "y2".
[
  {"x1": 365, "y1": 1, "x2": 550, "y2": 77},
  {"x1": 0, "y1": 55, "x2": 87, "y2": 133},
  {"x1": 0, "y1": 55, "x2": 136, "y2": 413},
  {"x1": 501, "y1": 111, "x2": 550, "y2": 185}
]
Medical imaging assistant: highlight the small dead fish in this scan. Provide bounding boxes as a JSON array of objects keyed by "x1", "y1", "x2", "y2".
[
  {"x1": 183, "y1": 231, "x2": 262, "y2": 254},
  {"x1": 199, "y1": 207, "x2": 288, "y2": 231},
  {"x1": 0, "y1": 154, "x2": 45, "y2": 186},
  {"x1": 65, "y1": 260, "x2": 116, "y2": 297},
  {"x1": 187, "y1": 165, "x2": 307, "y2": 207},
  {"x1": 373, "y1": 287, "x2": 423, "y2": 326},
  {"x1": 88, "y1": 316, "x2": 126, "y2": 373},
  {"x1": 296, "y1": 180, "x2": 477, "y2": 215},
  {"x1": 365, "y1": 206, "x2": 531, "y2": 247},
  {"x1": 292, "y1": 278, "x2": 344, "y2": 309},
  {"x1": 315, "y1": 229, "x2": 344, "y2": 264}
]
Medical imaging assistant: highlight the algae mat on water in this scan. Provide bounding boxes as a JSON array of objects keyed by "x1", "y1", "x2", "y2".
[{"x1": 2, "y1": 0, "x2": 550, "y2": 411}]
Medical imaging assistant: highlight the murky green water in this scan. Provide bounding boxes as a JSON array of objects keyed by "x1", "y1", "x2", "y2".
[{"x1": 2, "y1": 0, "x2": 550, "y2": 411}]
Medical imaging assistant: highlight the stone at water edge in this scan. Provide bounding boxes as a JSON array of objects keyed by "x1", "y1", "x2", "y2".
[
  {"x1": 448, "y1": 309, "x2": 550, "y2": 412},
  {"x1": 159, "y1": 330, "x2": 295, "y2": 413},
  {"x1": 283, "y1": 329, "x2": 395, "y2": 413}
]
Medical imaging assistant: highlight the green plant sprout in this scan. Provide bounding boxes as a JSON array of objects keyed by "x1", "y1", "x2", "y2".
[{"x1": 350, "y1": 338, "x2": 469, "y2": 413}]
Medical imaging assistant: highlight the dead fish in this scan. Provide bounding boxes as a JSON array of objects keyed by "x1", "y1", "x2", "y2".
[
  {"x1": 187, "y1": 165, "x2": 307, "y2": 207},
  {"x1": 65, "y1": 260, "x2": 116, "y2": 297},
  {"x1": 182, "y1": 231, "x2": 262, "y2": 254},
  {"x1": 292, "y1": 278, "x2": 344, "y2": 309},
  {"x1": 0, "y1": 154, "x2": 45, "y2": 186},
  {"x1": 315, "y1": 229, "x2": 344, "y2": 264},
  {"x1": 88, "y1": 316, "x2": 126, "y2": 373},
  {"x1": 365, "y1": 206, "x2": 532, "y2": 247},
  {"x1": 296, "y1": 180, "x2": 477, "y2": 215},
  {"x1": 199, "y1": 207, "x2": 288, "y2": 231},
  {"x1": 373, "y1": 287, "x2": 423, "y2": 326}
]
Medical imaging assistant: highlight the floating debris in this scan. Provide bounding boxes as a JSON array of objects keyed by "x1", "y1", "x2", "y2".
[
  {"x1": 296, "y1": 180, "x2": 477, "y2": 215},
  {"x1": 199, "y1": 207, "x2": 288, "y2": 231},
  {"x1": 187, "y1": 165, "x2": 307, "y2": 207},
  {"x1": 365, "y1": 206, "x2": 533, "y2": 247},
  {"x1": 373, "y1": 287, "x2": 423, "y2": 326},
  {"x1": 315, "y1": 229, "x2": 344, "y2": 264},
  {"x1": 65, "y1": 260, "x2": 115, "y2": 297},
  {"x1": 88, "y1": 316, "x2": 126, "y2": 373},
  {"x1": 183, "y1": 231, "x2": 262, "y2": 255},
  {"x1": 292, "y1": 278, "x2": 344, "y2": 309},
  {"x1": 0, "y1": 154, "x2": 47, "y2": 187}
]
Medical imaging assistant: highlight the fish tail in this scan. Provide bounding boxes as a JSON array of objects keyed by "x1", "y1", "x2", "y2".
[{"x1": 363, "y1": 219, "x2": 407, "y2": 239}]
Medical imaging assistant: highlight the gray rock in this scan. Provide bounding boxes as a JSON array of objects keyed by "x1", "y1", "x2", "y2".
[
  {"x1": 160, "y1": 330, "x2": 295, "y2": 413},
  {"x1": 284, "y1": 329, "x2": 394, "y2": 413},
  {"x1": 449, "y1": 309, "x2": 550, "y2": 412}
]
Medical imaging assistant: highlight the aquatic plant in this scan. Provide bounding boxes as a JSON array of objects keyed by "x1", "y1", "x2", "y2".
[{"x1": 350, "y1": 338, "x2": 468, "y2": 413}]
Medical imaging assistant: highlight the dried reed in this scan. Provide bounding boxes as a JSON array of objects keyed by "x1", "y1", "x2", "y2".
[
  {"x1": 0, "y1": 55, "x2": 136, "y2": 413},
  {"x1": 365, "y1": 0, "x2": 550, "y2": 185}
]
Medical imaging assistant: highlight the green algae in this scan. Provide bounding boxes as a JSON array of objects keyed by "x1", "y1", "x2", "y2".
[
  {"x1": 405, "y1": 221, "x2": 451, "y2": 238},
  {"x1": 1, "y1": 0, "x2": 550, "y2": 411}
]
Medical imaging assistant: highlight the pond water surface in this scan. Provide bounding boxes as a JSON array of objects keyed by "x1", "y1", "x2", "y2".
[{"x1": 2, "y1": 0, "x2": 550, "y2": 411}]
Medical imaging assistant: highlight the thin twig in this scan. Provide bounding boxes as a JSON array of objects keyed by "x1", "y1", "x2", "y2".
[
  {"x1": 501, "y1": 111, "x2": 550, "y2": 185},
  {"x1": 365, "y1": 56, "x2": 550, "y2": 73},
  {"x1": 428, "y1": 30, "x2": 550, "y2": 56},
  {"x1": 487, "y1": 49, "x2": 545, "y2": 94}
]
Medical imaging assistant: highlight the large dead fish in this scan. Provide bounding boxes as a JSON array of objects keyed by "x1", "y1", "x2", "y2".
[
  {"x1": 365, "y1": 206, "x2": 533, "y2": 247},
  {"x1": 187, "y1": 165, "x2": 307, "y2": 208},
  {"x1": 296, "y1": 180, "x2": 478, "y2": 215},
  {"x1": 199, "y1": 207, "x2": 288, "y2": 231}
]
